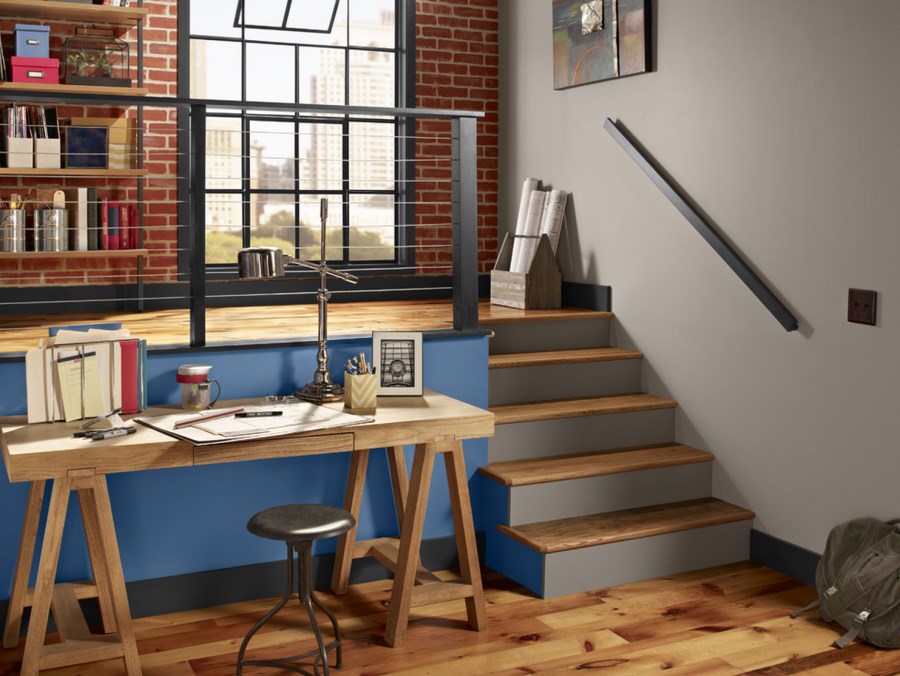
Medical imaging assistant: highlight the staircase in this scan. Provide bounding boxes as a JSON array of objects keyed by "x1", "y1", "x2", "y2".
[{"x1": 478, "y1": 307, "x2": 755, "y2": 598}]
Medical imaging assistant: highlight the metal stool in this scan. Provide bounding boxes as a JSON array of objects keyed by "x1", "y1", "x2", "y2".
[{"x1": 237, "y1": 504, "x2": 356, "y2": 676}]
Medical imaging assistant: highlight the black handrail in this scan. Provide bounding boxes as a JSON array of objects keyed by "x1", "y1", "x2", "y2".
[{"x1": 604, "y1": 118, "x2": 798, "y2": 332}]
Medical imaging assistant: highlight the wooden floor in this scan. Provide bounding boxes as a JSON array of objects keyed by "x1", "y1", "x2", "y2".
[
  {"x1": 0, "y1": 300, "x2": 611, "y2": 354},
  {"x1": 2, "y1": 563, "x2": 897, "y2": 675}
]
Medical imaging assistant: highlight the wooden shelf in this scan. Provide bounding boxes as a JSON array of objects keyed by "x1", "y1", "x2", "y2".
[
  {"x1": 0, "y1": 82, "x2": 149, "y2": 97},
  {"x1": 0, "y1": 0, "x2": 147, "y2": 25},
  {"x1": 0, "y1": 167, "x2": 146, "y2": 178},
  {"x1": 0, "y1": 168, "x2": 146, "y2": 177},
  {"x1": 0, "y1": 249, "x2": 148, "y2": 261}
]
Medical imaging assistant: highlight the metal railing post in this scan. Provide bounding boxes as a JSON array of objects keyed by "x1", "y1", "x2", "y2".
[
  {"x1": 189, "y1": 104, "x2": 207, "y2": 347},
  {"x1": 451, "y1": 115, "x2": 479, "y2": 332}
]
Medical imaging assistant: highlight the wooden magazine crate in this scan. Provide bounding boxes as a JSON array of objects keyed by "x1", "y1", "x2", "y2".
[{"x1": 490, "y1": 233, "x2": 561, "y2": 310}]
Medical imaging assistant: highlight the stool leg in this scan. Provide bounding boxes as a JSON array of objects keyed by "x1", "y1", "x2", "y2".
[
  {"x1": 311, "y1": 581, "x2": 343, "y2": 669},
  {"x1": 236, "y1": 542, "x2": 294, "y2": 675},
  {"x1": 297, "y1": 543, "x2": 330, "y2": 676}
]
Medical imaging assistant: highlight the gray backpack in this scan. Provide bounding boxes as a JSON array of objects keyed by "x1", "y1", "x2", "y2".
[{"x1": 792, "y1": 518, "x2": 900, "y2": 648}]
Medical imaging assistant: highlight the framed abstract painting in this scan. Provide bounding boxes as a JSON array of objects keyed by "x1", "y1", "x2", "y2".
[{"x1": 552, "y1": 0, "x2": 650, "y2": 89}]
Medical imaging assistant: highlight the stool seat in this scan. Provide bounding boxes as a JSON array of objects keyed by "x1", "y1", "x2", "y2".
[{"x1": 247, "y1": 504, "x2": 355, "y2": 542}]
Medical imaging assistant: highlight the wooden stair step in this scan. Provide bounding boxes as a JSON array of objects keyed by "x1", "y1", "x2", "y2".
[
  {"x1": 478, "y1": 443, "x2": 713, "y2": 487},
  {"x1": 490, "y1": 394, "x2": 677, "y2": 425},
  {"x1": 497, "y1": 498, "x2": 756, "y2": 554},
  {"x1": 488, "y1": 347, "x2": 643, "y2": 370},
  {"x1": 479, "y1": 305, "x2": 613, "y2": 325}
]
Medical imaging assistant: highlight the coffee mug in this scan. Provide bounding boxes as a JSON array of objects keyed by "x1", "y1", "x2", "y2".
[{"x1": 176, "y1": 364, "x2": 221, "y2": 410}]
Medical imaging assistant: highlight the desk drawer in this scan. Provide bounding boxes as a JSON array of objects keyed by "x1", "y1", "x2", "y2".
[{"x1": 193, "y1": 432, "x2": 355, "y2": 465}]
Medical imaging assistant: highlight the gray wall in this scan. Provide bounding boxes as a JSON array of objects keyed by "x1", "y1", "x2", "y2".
[{"x1": 498, "y1": 0, "x2": 900, "y2": 555}]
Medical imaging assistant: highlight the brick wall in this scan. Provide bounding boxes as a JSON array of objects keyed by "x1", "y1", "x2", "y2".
[
  {"x1": 415, "y1": 0, "x2": 500, "y2": 275},
  {"x1": 0, "y1": 0, "x2": 499, "y2": 289}
]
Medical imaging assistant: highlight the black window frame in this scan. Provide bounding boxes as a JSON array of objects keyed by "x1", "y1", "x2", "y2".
[{"x1": 176, "y1": 0, "x2": 416, "y2": 279}]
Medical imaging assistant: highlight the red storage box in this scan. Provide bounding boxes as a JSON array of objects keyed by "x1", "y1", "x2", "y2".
[{"x1": 11, "y1": 57, "x2": 60, "y2": 85}]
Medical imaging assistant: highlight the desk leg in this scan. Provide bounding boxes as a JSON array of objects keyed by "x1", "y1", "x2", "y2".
[
  {"x1": 80, "y1": 475, "x2": 142, "y2": 675},
  {"x1": 79, "y1": 488, "x2": 117, "y2": 635},
  {"x1": 332, "y1": 448, "x2": 370, "y2": 595},
  {"x1": 384, "y1": 442, "x2": 436, "y2": 648},
  {"x1": 387, "y1": 445, "x2": 409, "y2": 525},
  {"x1": 444, "y1": 442, "x2": 487, "y2": 631},
  {"x1": 20, "y1": 477, "x2": 71, "y2": 676},
  {"x1": 3, "y1": 480, "x2": 46, "y2": 650}
]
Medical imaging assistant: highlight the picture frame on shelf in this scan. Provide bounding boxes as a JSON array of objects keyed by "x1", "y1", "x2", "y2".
[{"x1": 372, "y1": 331, "x2": 423, "y2": 396}]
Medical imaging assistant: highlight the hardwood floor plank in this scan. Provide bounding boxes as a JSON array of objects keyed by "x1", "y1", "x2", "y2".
[{"x1": 5, "y1": 563, "x2": 898, "y2": 675}]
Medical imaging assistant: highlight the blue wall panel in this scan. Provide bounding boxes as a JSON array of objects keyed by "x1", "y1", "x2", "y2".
[{"x1": 0, "y1": 333, "x2": 489, "y2": 599}]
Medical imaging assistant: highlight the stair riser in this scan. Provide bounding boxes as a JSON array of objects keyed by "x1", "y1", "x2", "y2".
[
  {"x1": 540, "y1": 521, "x2": 753, "y2": 598},
  {"x1": 489, "y1": 359, "x2": 642, "y2": 406},
  {"x1": 489, "y1": 408, "x2": 676, "y2": 462},
  {"x1": 508, "y1": 463, "x2": 713, "y2": 525},
  {"x1": 486, "y1": 318, "x2": 611, "y2": 354}
]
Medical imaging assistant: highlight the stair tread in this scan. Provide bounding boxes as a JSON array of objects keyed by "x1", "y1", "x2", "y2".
[
  {"x1": 488, "y1": 347, "x2": 643, "y2": 369},
  {"x1": 491, "y1": 394, "x2": 677, "y2": 425},
  {"x1": 497, "y1": 498, "x2": 756, "y2": 554},
  {"x1": 478, "y1": 444, "x2": 714, "y2": 487},
  {"x1": 479, "y1": 305, "x2": 613, "y2": 325}
]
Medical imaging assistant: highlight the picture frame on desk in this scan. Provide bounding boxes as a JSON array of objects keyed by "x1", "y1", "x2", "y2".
[{"x1": 372, "y1": 331, "x2": 423, "y2": 396}]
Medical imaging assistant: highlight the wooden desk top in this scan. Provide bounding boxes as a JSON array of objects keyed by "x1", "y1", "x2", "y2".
[{"x1": 1, "y1": 391, "x2": 494, "y2": 483}]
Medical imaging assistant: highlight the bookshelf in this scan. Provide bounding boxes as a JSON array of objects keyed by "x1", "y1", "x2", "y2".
[{"x1": 0, "y1": 0, "x2": 149, "y2": 308}]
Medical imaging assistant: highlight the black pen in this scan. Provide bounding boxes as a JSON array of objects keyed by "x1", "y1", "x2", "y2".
[
  {"x1": 235, "y1": 411, "x2": 283, "y2": 418},
  {"x1": 91, "y1": 427, "x2": 137, "y2": 441}
]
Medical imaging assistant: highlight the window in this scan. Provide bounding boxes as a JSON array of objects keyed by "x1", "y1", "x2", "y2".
[{"x1": 185, "y1": 0, "x2": 409, "y2": 268}]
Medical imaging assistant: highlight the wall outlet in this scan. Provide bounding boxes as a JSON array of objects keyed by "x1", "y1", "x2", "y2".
[{"x1": 848, "y1": 289, "x2": 877, "y2": 325}]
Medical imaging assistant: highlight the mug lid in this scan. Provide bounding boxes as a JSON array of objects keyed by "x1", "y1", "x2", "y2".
[{"x1": 177, "y1": 363, "x2": 212, "y2": 376}]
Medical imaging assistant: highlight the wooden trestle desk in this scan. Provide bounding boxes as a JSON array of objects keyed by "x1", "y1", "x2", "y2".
[{"x1": 1, "y1": 391, "x2": 494, "y2": 675}]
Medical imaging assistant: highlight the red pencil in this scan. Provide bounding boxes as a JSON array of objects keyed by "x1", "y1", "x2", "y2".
[{"x1": 174, "y1": 407, "x2": 244, "y2": 429}]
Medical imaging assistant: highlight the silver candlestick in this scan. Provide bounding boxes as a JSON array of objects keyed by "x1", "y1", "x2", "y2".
[
  {"x1": 295, "y1": 198, "x2": 358, "y2": 403},
  {"x1": 236, "y1": 198, "x2": 358, "y2": 403}
]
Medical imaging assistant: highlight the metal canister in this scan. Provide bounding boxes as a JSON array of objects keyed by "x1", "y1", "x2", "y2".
[
  {"x1": 35, "y1": 208, "x2": 68, "y2": 252},
  {"x1": 0, "y1": 209, "x2": 26, "y2": 252}
]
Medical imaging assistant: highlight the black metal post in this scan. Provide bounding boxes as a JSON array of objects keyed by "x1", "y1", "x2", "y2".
[
  {"x1": 189, "y1": 104, "x2": 207, "y2": 347},
  {"x1": 451, "y1": 116, "x2": 479, "y2": 332}
]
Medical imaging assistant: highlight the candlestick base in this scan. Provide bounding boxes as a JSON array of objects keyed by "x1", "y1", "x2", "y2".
[{"x1": 295, "y1": 377, "x2": 344, "y2": 404}]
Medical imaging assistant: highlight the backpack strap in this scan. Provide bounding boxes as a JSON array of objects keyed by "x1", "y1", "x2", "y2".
[
  {"x1": 790, "y1": 596, "x2": 821, "y2": 619},
  {"x1": 833, "y1": 609, "x2": 871, "y2": 649},
  {"x1": 820, "y1": 554, "x2": 900, "y2": 622}
]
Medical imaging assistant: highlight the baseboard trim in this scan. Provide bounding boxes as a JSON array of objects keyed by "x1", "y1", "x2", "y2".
[
  {"x1": 1, "y1": 533, "x2": 482, "y2": 638},
  {"x1": 749, "y1": 529, "x2": 819, "y2": 586}
]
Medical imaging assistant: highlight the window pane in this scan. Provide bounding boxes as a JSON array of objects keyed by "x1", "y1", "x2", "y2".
[
  {"x1": 246, "y1": 43, "x2": 296, "y2": 104},
  {"x1": 302, "y1": 123, "x2": 344, "y2": 191},
  {"x1": 349, "y1": 121, "x2": 394, "y2": 191},
  {"x1": 241, "y1": 0, "x2": 347, "y2": 46},
  {"x1": 287, "y1": 0, "x2": 344, "y2": 33},
  {"x1": 299, "y1": 196, "x2": 343, "y2": 261},
  {"x1": 191, "y1": 0, "x2": 241, "y2": 38},
  {"x1": 206, "y1": 194, "x2": 244, "y2": 264},
  {"x1": 250, "y1": 120, "x2": 296, "y2": 188},
  {"x1": 206, "y1": 118, "x2": 243, "y2": 191},
  {"x1": 350, "y1": 195, "x2": 395, "y2": 261},
  {"x1": 306, "y1": 46, "x2": 345, "y2": 106},
  {"x1": 348, "y1": 49, "x2": 394, "y2": 107},
  {"x1": 241, "y1": 0, "x2": 286, "y2": 29},
  {"x1": 350, "y1": 0, "x2": 395, "y2": 49},
  {"x1": 252, "y1": 196, "x2": 295, "y2": 253},
  {"x1": 191, "y1": 40, "x2": 242, "y2": 100}
]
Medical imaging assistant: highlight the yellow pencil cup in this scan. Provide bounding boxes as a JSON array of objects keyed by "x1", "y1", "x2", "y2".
[{"x1": 344, "y1": 373, "x2": 377, "y2": 413}]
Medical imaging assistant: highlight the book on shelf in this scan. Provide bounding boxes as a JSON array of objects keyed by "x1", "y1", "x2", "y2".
[
  {"x1": 87, "y1": 187, "x2": 100, "y2": 250},
  {"x1": 100, "y1": 197, "x2": 109, "y2": 250},
  {"x1": 107, "y1": 198, "x2": 121, "y2": 250},
  {"x1": 71, "y1": 187, "x2": 89, "y2": 251}
]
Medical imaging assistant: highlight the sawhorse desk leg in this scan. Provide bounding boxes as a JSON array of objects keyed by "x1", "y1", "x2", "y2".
[
  {"x1": 5, "y1": 476, "x2": 142, "y2": 676},
  {"x1": 332, "y1": 441, "x2": 487, "y2": 648}
]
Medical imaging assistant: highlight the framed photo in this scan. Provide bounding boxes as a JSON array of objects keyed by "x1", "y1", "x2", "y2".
[{"x1": 372, "y1": 331, "x2": 423, "y2": 396}]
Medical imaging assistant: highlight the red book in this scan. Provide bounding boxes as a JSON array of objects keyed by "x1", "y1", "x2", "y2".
[
  {"x1": 119, "y1": 339, "x2": 139, "y2": 414},
  {"x1": 130, "y1": 204, "x2": 139, "y2": 248},
  {"x1": 100, "y1": 198, "x2": 109, "y2": 250},
  {"x1": 119, "y1": 205, "x2": 130, "y2": 249}
]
